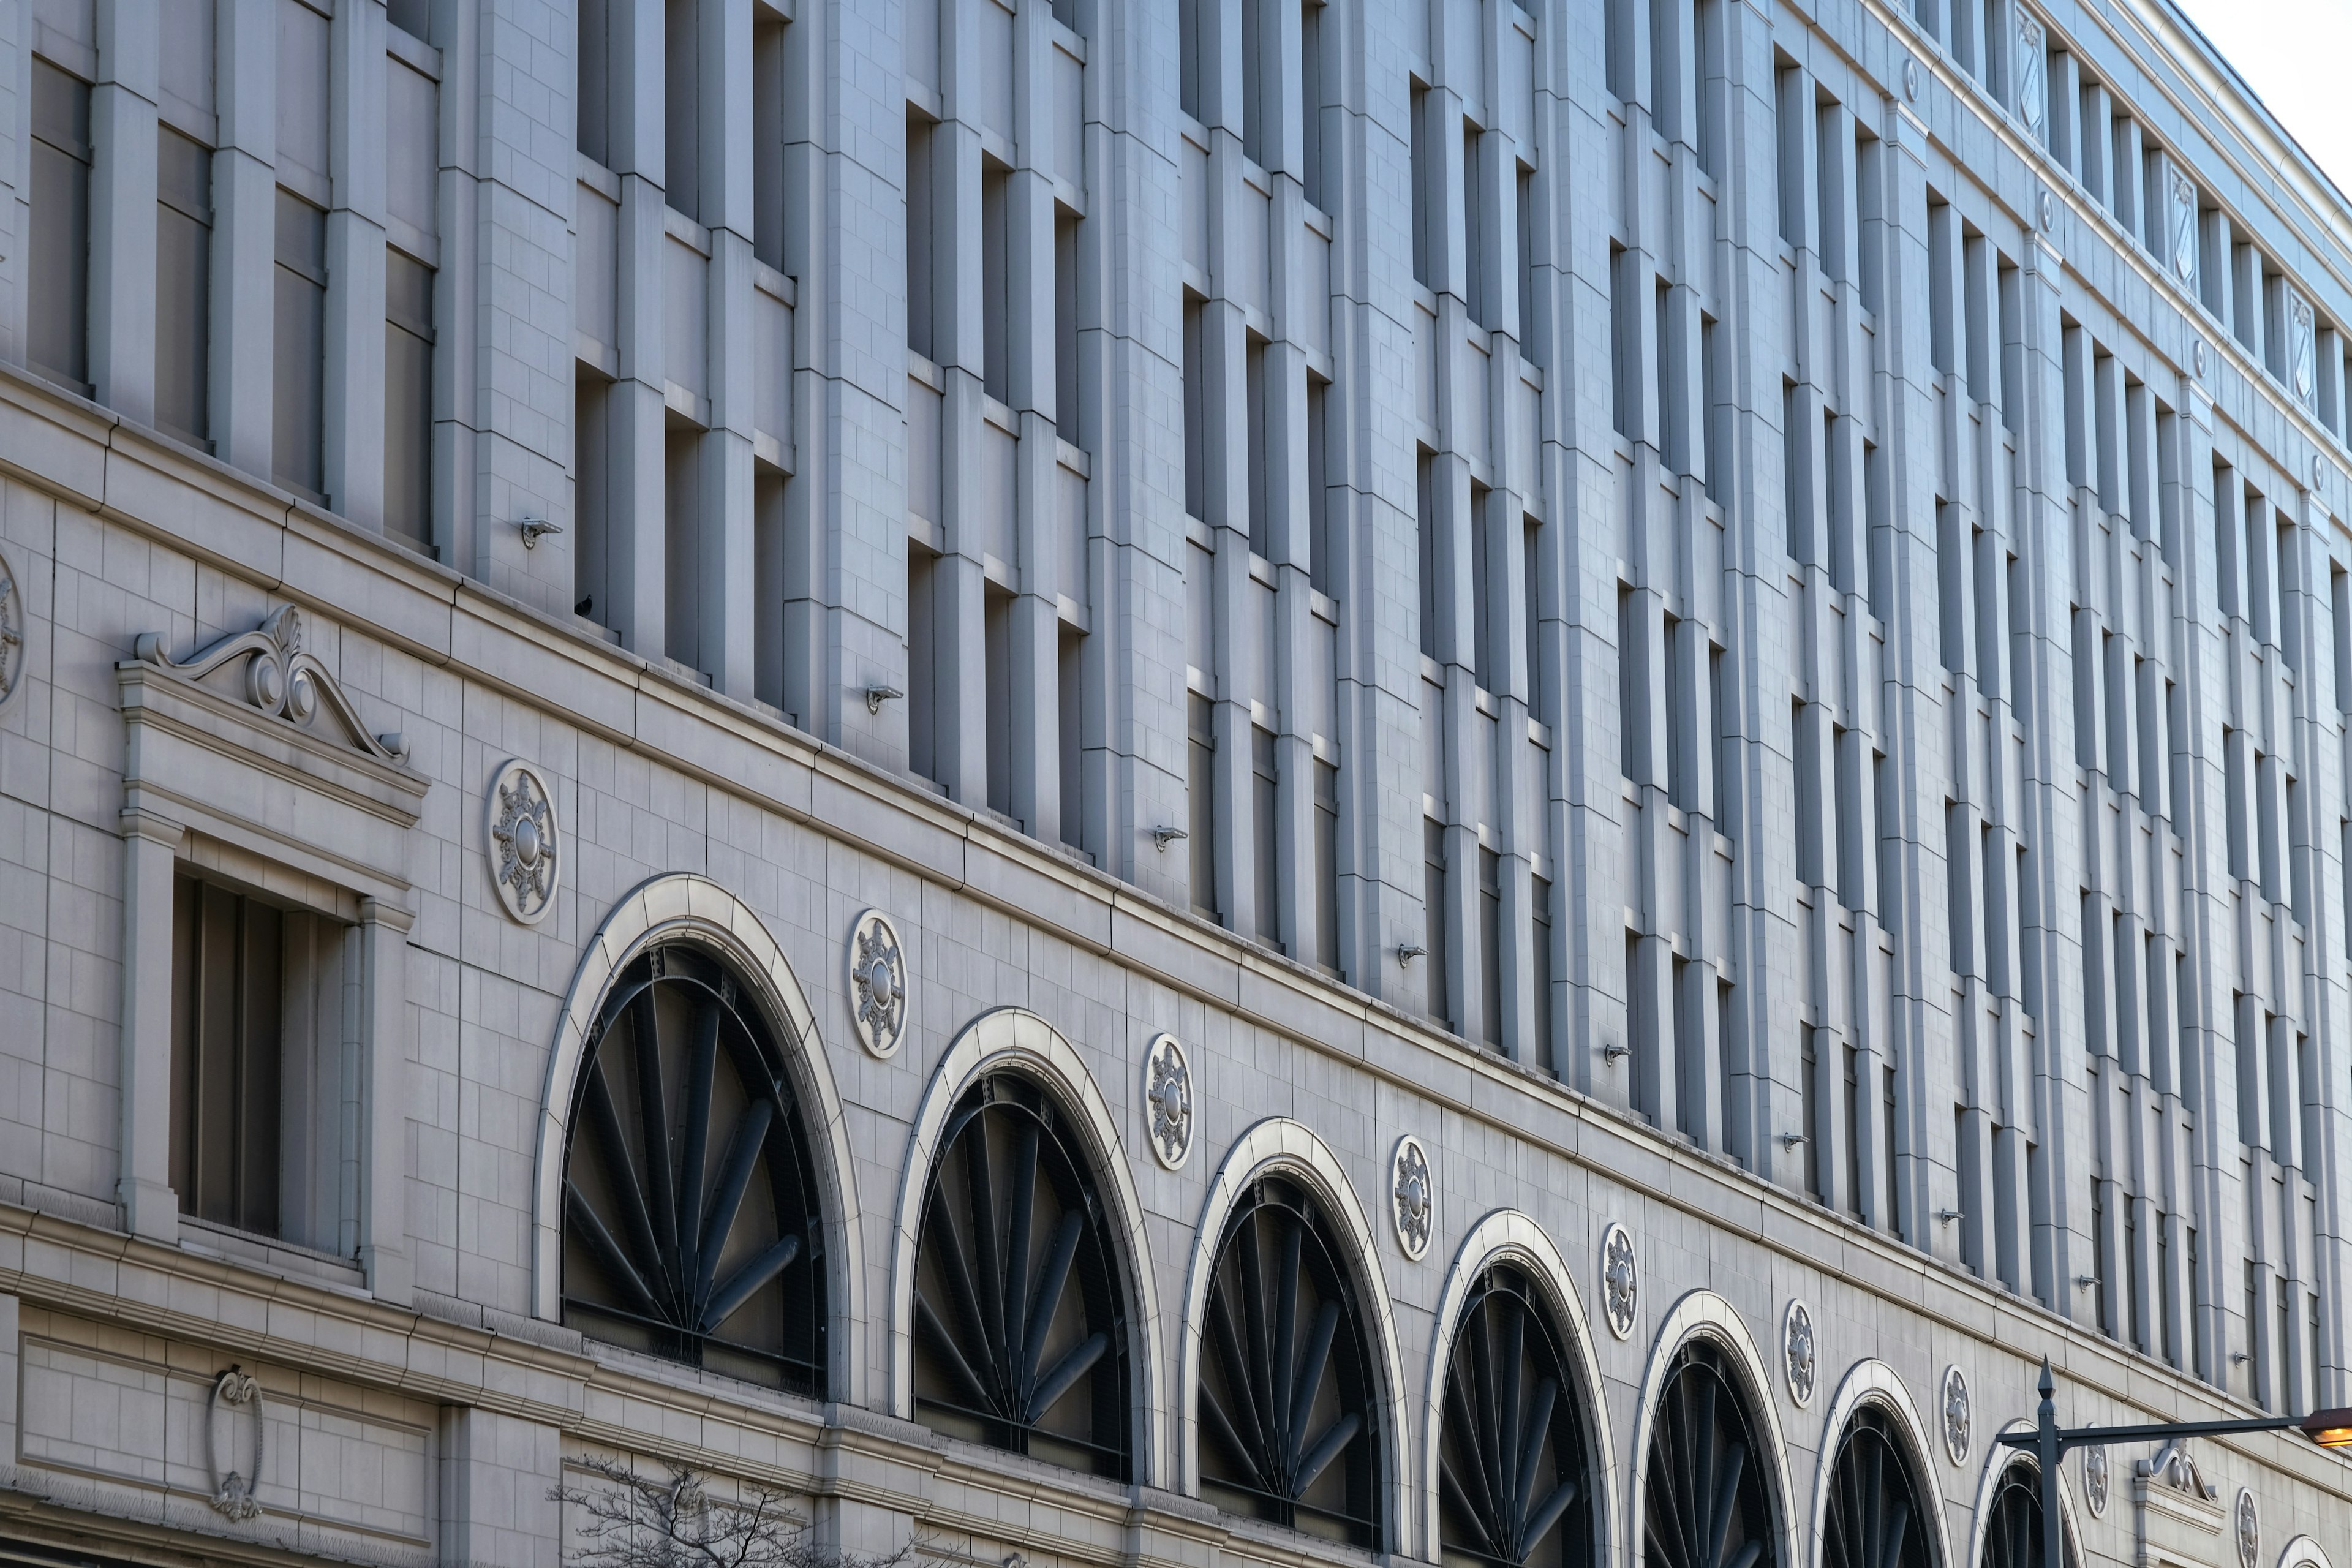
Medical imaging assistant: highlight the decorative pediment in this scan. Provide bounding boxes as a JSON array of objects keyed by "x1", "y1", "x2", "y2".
[
  {"x1": 2139, "y1": 1440, "x2": 2218, "y2": 1502},
  {"x1": 2134, "y1": 1436, "x2": 2225, "y2": 1568},
  {"x1": 116, "y1": 606, "x2": 428, "y2": 903},
  {"x1": 129, "y1": 605, "x2": 410, "y2": 766}
]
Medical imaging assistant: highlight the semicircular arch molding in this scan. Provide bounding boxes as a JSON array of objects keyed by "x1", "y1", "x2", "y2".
[
  {"x1": 1807, "y1": 1360, "x2": 1954, "y2": 1568},
  {"x1": 1421, "y1": 1208, "x2": 1622, "y2": 1567},
  {"x1": 2278, "y1": 1536, "x2": 2332, "y2": 1568},
  {"x1": 533, "y1": 873, "x2": 864, "y2": 1401},
  {"x1": 885, "y1": 1007, "x2": 1168, "y2": 1487},
  {"x1": 1629, "y1": 1289, "x2": 1801, "y2": 1568},
  {"x1": 1177, "y1": 1117, "x2": 1414, "y2": 1548},
  {"x1": 1964, "y1": 1425, "x2": 2085, "y2": 1568}
]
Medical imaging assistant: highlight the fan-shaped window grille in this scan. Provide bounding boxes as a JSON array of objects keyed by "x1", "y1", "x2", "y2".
[
  {"x1": 1439, "y1": 1265, "x2": 1594, "y2": 1568},
  {"x1": 561, "y1": 944, "x2": 826, "y2": 1394},
  {"x1": 1199, "y1": 1175, "x2": 1383, "y2": 1550},
  {"x1": 1978, "y1": 1462, "x2": 2075, "y2": 1568},
  {"x1": 1643, "y1": 1341, "x2": 1776, "y2": 1568},
  {"x1": 1823, "y1": 1408, "x2": 1932, "y2": 1568},
  {"x1": 913, "y1": 1072, "x2": 1131, "y2": 1479}
]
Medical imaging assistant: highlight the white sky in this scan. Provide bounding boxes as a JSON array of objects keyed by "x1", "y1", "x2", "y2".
[{"x1": 2167, "y1": 0, "x2": 2352, "y2": 200}]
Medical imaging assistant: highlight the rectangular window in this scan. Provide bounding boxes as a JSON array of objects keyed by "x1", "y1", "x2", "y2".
[
  {"x1": 1463, "y1": 120, "x2": 1486, "y2": 326},
  {"x1": 1534, "y1": 878, "x2": 1555, "y2": 1069},
  {"x1": 907, "y1": 112, "x2": 934, "y2": 360},
  {"x1": 1833, "y1": 723, "x2": 1858, "y2": 908},
  {"x1": 1183, "y1": 295, "x2": 1207, "y2": 521},
  {"x1": 31, "y1": 59, "x2": 92, "y2": 391},
  {"x1": 578, "y1": 0, "x2": 611, "y2": 164},
  {"x1": 1240, "y1": 0, "x2": 1265, "y2": 165},
  {"x1": 1785, "y1": 380, "x2": 1808, "y2": 562},
  {"x1": 1425, "y1": 819, "x2": 1452, "y2": 1029},
  {"x1": 1180, "y1": 0, "x2": 1200, "y2": 119},
  {"x1": 664, "y1": 0, "x2": 700, "y2": 220},
  {"x1": 1671, "y1": 956, "x2": 1694, "y2": 1138},
  {"x1": 1253, "y1": 726, "x2": 1280, "y2": 946},
  {"x1": 1843, "y1": 1041, "x2": 1863, "y2": 1218},
  {"x1": 982, "y1": 162, "x2": 1009, "y2": 402},
  {"x1": 1055, "y1": 213, "x2": 1082, "y2": 438},
  {"x1": 1300, "y1": 0, "x2": 1325, "y2": 210},
  {"x1": 1470, "y1": 484, "x2": 1493, "y2": 686},
  {"x1": 664, "y1": 426, "x2": 703, "y2": 669},
  {"x1": 1411, "y1": 83, "x2": 1432, "y2": 287},
  {"x1": 1524, "y1": 516, "x2": 1545, "y2": 719},
  {"x1": 1314, "y1": 759, "x2": 1340, "y2": 976},
  {"x1": 1700, "y1": 315, "x2": 1723, "y2": 502},
  {"x1": 1619, "y1": 587, "x2": 1642, "y2": 783},
  {"x1": 575, "y1": 374, "x2": 610, "y2": 624},
  {"x1": 1665, "y1": 614, "x2": 1691, "y2": 807},
  {"x1": 1801, "y1": 1024, "x2": 1822, "y2": 1199},
  {"x1": 1610, "y1": 247, "x2": 1635, "y2": 438},
  {"x1": 1517, "y1": 163, "x2": 1537, "y2": 356},
  {"x1": 384, "y1": 249, "x2": 436, "y2": 552},
  {"x1": 273, "y1": 190, "x2": 328, "y2": 498},
  {"x1": 1246, "y1": 335, "x2": 1269, "y2": 556},
  {"x1": 1189, "y1": 693, "x2": 1218, "y2": 918},
  {"x1": 156, "y1": 126, "x2": 214, "y2": 444},
  {"x1": 1712, "y1": 644, "x2": 1731, "y2": 825},
  {"x1": 754, "y1": 15, "x2": 787, "y2": 269},
  {"x1": 1419, "y1": 452, "x2": 1440, "y2": 660},
  {"x1": 985, "y1": 587, "x2": 1013, "y2": 816},
  {"x1": 172, "y1": 875, "x2": 282, "y2": 1238},
  {"x1": 1059, "y1": 627, "x2": 1084, "y2": 850},
  {"x1": 755, "y1": 471, "x2": 791, "y2": 717},
  {"x1": 1794, "y1": 702, "x2": 1821, "y2": 885},
  {"x1": 1306, "y1": 375, "x2": 1331, "y2": 594},
  {"x1": 1480, "y1": 848, "x2": 1503, "y2": 1049},
  {"x1": 1775, "y1": 61, "x2": 1803, "y2": 248}
]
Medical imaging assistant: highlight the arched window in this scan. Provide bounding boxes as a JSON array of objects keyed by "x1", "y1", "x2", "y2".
[
  {"x1": 1199, "y1": 1175, "x2": 1383, "y2": 1550},
  {"x1": 561, "y1": 944, "x2": 826, "y2": 1395},
  {"x1": 913, "y1": 1072, "x2": 1131, "y2": 1478},
  {"x1": 1438, "y1": 1265, "x2": 1595, "y2": 1568},
  {"x1": 1644, "y1": 1341, "x2": 1776, "y2": 1568},
  {"x1": 1979, "y1": 1462, "x2": 2074, "y2": 1568},
  {"x1": 1823, "y1": 1407, "x2": 1932, "y2": 1568}
]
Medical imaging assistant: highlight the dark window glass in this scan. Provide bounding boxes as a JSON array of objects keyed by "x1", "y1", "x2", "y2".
[
  {"x1": 30, "y1": 59, "x2": 92, "y2": 390},
  {"x1": 156, "y1": 127, "x2": 213, "y2": 443}
]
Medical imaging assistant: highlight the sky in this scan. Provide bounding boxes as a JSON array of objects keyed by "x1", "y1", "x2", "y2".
[{"x1": 2168, "y1": 0, "x2": 2352, "y2": 201}]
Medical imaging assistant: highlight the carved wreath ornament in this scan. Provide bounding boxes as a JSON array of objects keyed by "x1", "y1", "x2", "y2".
[
  {"x1": 1391, "y1": 1136, "x2": 1433, "y2": 1260},
  {"x1": 1782, "y1": 1299, "x2": 1817, "y2": 1406},
  {"x1": 2081, "y1": 1443, "x2": 2109, "y2": 1518},
  {"x1": 1143, "y1": 1033, "x2": 1193, "y2": 1169},
  {"x1": 1940, "y1": 1365, "x2": 1972, "y2": 1464},
  {"x1": 0, "y1": 545, "x2": 24, "y2": 717},
  {"x1": 486, "y1": 760, "x2": 560, "y2": 924},
  {"x1": 846, "y1": 909, "x2": 908, "y2": 1057},
  {"x1": 1600, "y1": 1222, "x2": 1638, "y2": 1340},
  {"x1": 206, "y1": 1365, "x2": 265, "y2": 1521}
]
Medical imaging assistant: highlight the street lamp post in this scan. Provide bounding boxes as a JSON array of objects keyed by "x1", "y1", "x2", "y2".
[{"x1": 1995, "y1": 1360, "x2": 2352, "y2": 1568}]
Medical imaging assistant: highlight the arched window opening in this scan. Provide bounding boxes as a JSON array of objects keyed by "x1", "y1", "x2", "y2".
[
  {"x1": 1979, "y1": 1461, "x2": 2076, "y2": 1568},
  {"x1": 1644, "y1": 1341, "x2": 1776, "y2": 1568},
  {"x1": 561, "y1": 944, "x2": 826, "y2": 1395},
  {"x1": 1439, "y1": 1265, "x2": 1596, "y2": 1568},
  {"x1": 1823, "y1": 1407, "x2": 1932, "y2": 1568},
  {"x1": 1199, "y1": 1175, "x2": 1383, "y2": 1550},
  {"x1": 913, "y1": 1072, "x2": 1132, "y2": 1479}
]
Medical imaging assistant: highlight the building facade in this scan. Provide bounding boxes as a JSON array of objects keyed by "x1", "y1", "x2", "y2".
[{"x1": 0, "y1": 2, "x2": 2347, "y2": 1568}]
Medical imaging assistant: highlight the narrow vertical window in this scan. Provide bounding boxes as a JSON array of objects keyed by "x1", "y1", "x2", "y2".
[
  {"x1": 1425, "y1": 819, "x2": 1451, "y2": 1028},
  {"x1": 1523, "y1": 516, "x2": 1544, "y2": 718},
  {"x1": 1183, "y1": 295, "x2": 1207, "y2": 521},
  {"x1": 31, "y1": 59, "x2": 92, "y2": 392},
  {"x1": 1246, "y1": 335, "x2": 1269, "y2": 556},
  {"x1": 664, "y1": 0, "x2": 700, "y2": 220},
  {"x1": 1700, "y1": 315, "x2": 1722, "y2": 502},
  {"x1": 1240, "y1": 0, "x2": 1265, "y2": 165},
  {"x1": 754, "y1": 15, "x2": 787, "y2": 269},
  {"x1": 575, "y1": 375, "x2": 610, "y2": 623},
  {"x1": 1516, "y1": 163, "x2": 1538, "y2": 357},
  {"x1": 1411, "y1": 83, "x2": 1432, "y2": 286},
  {"x1": 1801, "y1": 1025, "x2": 1822, "y2": 1199},
  {"x1": 1180, "y1": 0, "x2": 1201, "y2": 120},
  {"x1": 664, "y1": 426, "x2": 703, "y2": 669},
  {"x1": 1833, "y1": 723, "x2": 1858, "y2": 908},
  {"x1": 984, "y1": 588, "x2": 1013, "y2": 816},
  {"x1": 156, "y1": 126, "x2": 214, "y2": 444},
  {"x1": 273, "y1": 190, "x2": 328, "y2": 498},
  {"x1": 1534, "y1": 880, "x2": 1555, "y2": 1069},
  {"x1": 1300, "y1": 0, "x2": 1325, "y2": 211},
  {"x1": 1189, "y1": 693, "x2": 1219, "y2": 918},
  {"x1": 1618, "y1": 587, "x2": 1642, "y2": 782},
  {"x1": 1253, "y1": 726, "x2": 1280, "y2": 947},
  {"x1": 755, "y1": 472, "x2": 791, "y2": 716},
  {"x1": 1665, "y1": 614, "x2": 1691, "y2": 807},
  {"x1": 1418, "y1": 452, "x2": 1439, "y2": 660},
  {"x1": 1610, "y1": 248, "x2": 1635, "y2": 437},
  {"x1": 171, "y1": 876, "x2": 284, "y2": 1239},
  {"x1": 907, "y1": 112, "x2": 934, "y2": 359},
  {"x1": 578, "y1": 0, "x2": 611, "y2": 164},
  {"x1": 1711, "y1": 644, "x2": 1731, "y2": 824},
  {"x1": 1306, "y1": 375, "x2": 1331, "y2": 594},
  {"x1": 1479, "y1": 848, "x2": 1503, "y2": 1049},
  {"x1": 1842, "y1": 1042, "x2": 1863, "y2": 1218},
  {"x1": 1055, "y1": 210, "x2": 1080, "y2": 438},
  {"x1": 1462, "y1": 120, "x2": 1486, "y2": 326},
  {"x1": 384, "y1": 249, "x2": 437, "y2": 552},
  {"x1": 1059, "y1": 628, "x2": 1085, "y2": 850},
  {"x1": 1469, "y1": 484, "x2": 1493, "y2": 686},
  {"x1": 1314, "y1": 759, "x2": 1340, "y2": 976},
  {"x1": 982, "y1": 162, "x2": 1010, "y2": 402}
]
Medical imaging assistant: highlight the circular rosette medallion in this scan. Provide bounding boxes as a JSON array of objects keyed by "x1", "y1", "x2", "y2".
[
  {"x1": 486, "y1": 760, "x2": 560, "y2": 924},
  {"x1": 846, "y1": 909, "x2": 910, "y2": 1057},
  {"x1": 0, "y1": 546, "x2": 25, "y2": 718},
  {"x1": 1600, "y1": 1222, "x2": 1638, "y2": 1340},
  {"x1": 1142, "y1": 1033, "x2": 1193, "y2": 1169},
  {"x1": 1390, "y1": 1135, "x2": 1433, "y2": 1259}
]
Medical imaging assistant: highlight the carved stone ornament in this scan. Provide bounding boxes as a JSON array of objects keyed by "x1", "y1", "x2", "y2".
[
  {"x1": 2289, "y1": 292, "x2": 2317, "y2": 404},
  {"x1": 1904, "y1": 58, "x2": 1921, "y2": 103},
  {"x1": 2233, "y1": 1488, "x2": 2258, "y2": 1568},
  {"x1": 130, "y1": 606, "x2": 411, "y2": 763},
  {"x1": 1782, "y1": 1298, "x2": 1817, "y2": 1406},
  {"x1": 2195, "y1": 339, "x2": 2209, "y2": 379},
  {"x1": 1600, "y1": 1222, "x2": 1638, "y2": 1340},
  {"x1": 0, "y1": 545, "x2": 24, "y2": 718},
  {"x1": 1143, "y1": 1032, "x2": 1194, "y2": 1170},
  {"x1": 1940, "y1": 1365, "x2": 1971, "y2": 1464},
  {"x1": 206, "y1": 1365, "x2": 265, "y2": 1521},
  {"x1": 2171, "y1": 170, "x2": 2200, "y2": 287},
  {"x1": 2136, "y1": 1439, "x2": 2218, "y2": 1500},
  {"x1": 846, "y1": 909, "x2": 909, "y2": 1057},
  {"x1": 2082, "y1": 1443, "x2": 2109, "y2": 1517},
  {"x1": 2015, "y1": 13, "x2": 2048, "y2": 140},
  {"x1": 1392, "y1": 1135, "x2": 1433, "y2": 1260},
  {"x1": 486, "y1": 760, "x2": 559, "y2": 924}
]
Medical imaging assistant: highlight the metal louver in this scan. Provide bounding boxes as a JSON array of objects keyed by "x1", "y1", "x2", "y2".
[
  {"x1": 1643, "y1": 1343, "x2": 1775, "y2": 1568},
  {"x1": 1438, "y1": 1265, "x2": 1593, "y2": 1568}
]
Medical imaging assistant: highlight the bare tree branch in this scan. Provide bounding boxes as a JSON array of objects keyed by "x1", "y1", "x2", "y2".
[{"x1": 552, "y1": 1457, "x2": 915, "y2": 1568}]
